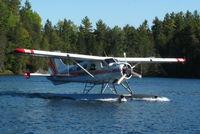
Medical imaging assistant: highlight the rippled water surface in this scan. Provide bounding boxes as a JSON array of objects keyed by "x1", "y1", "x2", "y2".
[{"x1": 0, "y1": 76, "x2": 200, "y2": 134}]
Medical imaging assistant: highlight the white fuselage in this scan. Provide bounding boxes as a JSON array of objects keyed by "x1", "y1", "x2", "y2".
[{"x1": 47, "y1": 60, "x2": 126, "y2": 84}]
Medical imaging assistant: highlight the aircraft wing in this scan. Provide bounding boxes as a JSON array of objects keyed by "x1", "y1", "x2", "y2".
[
  {"x1": 13, "y1": 48, "x2": 106, "y2": 61},
  {"x1": 116, "y1": 57, "x2": 186, "y2": 63},
  {"x1": 13, "y1": 48, "x2": 186, "y2": 63}
]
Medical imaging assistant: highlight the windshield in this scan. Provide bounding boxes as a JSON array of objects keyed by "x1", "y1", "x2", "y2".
[{"x1": 104, "y1": 58, "x2": 118, "y2": 64}]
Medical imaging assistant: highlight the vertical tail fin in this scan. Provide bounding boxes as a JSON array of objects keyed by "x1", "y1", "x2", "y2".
[{"x1": 48, "y1": 58, "x2": 67, "y2": 75}]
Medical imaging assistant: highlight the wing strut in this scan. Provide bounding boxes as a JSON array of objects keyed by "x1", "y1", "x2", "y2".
[{"x1": 72, "y1": 60, "x2": 96, "y2": 80}]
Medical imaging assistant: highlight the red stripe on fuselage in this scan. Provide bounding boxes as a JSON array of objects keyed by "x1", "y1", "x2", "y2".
[{"x1": 68, "y1": 69, "x2": 121, "y2": 77}]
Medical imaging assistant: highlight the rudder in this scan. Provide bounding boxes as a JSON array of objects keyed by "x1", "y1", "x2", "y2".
[{"x1": 48, "y1": 58, "x2": 67, "y2": 75}]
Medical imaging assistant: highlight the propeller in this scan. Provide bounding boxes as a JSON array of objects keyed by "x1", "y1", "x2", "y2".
[
  {"x1": 124, "y1": 52, "x2": 127, "y2": 62},
  {"x1": 131, "y1": 70, "x2": 142, "y2": 78},
  {"x1": 117, "y1": 74, "x2": 127, "y2": 84},
  {"x1": 117, "y1": 52, "x2": 142, "y2": 84},
  {"x1": 131, "y1": 62, "x2": 142, "y2": 78}
]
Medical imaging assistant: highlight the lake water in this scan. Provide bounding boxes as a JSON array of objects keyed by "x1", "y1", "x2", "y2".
[{"x1": 0, "y1": 76, "x2": 200, "y2": 134}]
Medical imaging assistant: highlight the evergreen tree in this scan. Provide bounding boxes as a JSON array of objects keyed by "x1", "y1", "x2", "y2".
[
  {"x1": 0, "y1": 0, "x2": 199, "y2": 77},
  {"x1": 94, "y1": 19, "x2": 109, "y2": 55},
  {"x1": 78, "y1": 16, "x2": 94, "y2": 54},
  {"x1": 108, "y1": 26, "x2": 125, "y2": 56}
]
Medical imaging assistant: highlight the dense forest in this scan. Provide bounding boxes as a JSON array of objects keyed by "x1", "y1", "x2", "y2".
[{"x1": 0, "y1": 0, "x2": 200, "y2": 78}]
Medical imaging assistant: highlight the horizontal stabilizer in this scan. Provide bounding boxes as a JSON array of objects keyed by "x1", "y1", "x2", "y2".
[{"x1": 23, "y1": 72, "x2": 51, "y2": 78}]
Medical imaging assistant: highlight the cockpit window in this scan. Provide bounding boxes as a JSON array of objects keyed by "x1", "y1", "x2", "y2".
[
  {"x1": 77, "y1": 66, "x2": 81, "y2": 71},
  {"x1": 83, "y1": 64, "x2": 87, "y2": 69},
  {"x1": 105, "y1": 58, "x2": 118, "y2": 64},
  {"x1": 90, "y1": 64, "x2": 96, "y2": 70}
]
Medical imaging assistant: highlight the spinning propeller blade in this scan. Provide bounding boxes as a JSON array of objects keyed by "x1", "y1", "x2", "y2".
[
  {"x1": 124, "y1": 52, "x2": 127, "y2": 62},
  {"x1": 117, "y1": 52, "x2": 129, "y2": 84},
  {"x1": 131, "y1": 63, "x2": 142, "y2": 78},
  {"x1": 117, "y1": 74, "x2": 127, "y2": 84},
  {"x1": 131, "y1": 71, "x2": 142, "y2": 78},
  {"x1": 117, "y1": 52, "x2": 142, "y2": 84}
]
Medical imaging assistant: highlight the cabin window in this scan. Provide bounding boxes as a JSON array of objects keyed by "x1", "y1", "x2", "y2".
[
  {"x1": 90, "y1": 64, "x2": 96, "y2": 70},
  {"x1": 105, "y1": 58, "x2": 116, "y2": 64},
  {"x1": 69, "y1": 68, "x2": 75, "y2": 72},
  {"x1": 77, "y1": 66, "x2": 81, "y2": 71},
  {"x1": 83, "y1": 64, "x2": 87, "y2": 69},
  {"x1": 101, "y1": 61, "x2": 106, "y2": 67}
]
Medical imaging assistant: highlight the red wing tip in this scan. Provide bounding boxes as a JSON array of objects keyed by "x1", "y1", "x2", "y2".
[
  {"x1": 14, "y1": 48, "x2": 34, "y2": 54},
  {"x1": 14, "y1": 48, "x2": 25, "y2": 53},
  {"x1": 22, "y1": 72, "x2": 30, "y2": 78},
  {"x1": 180, "y1": 58, "x2": 186, "y2": 62},
  {"x1": 177, "y1": 58, "x2": 186, "y2": 62}
]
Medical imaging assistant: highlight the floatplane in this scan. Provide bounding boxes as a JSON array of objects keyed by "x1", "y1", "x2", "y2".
[{"x1": 12, "y1": 48, "x2": 186, "y2": 102}]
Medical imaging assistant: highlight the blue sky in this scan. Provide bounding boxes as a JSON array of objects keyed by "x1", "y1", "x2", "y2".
[{"x1": 21, "y1": 0, "x2": 200, "y2": 28}]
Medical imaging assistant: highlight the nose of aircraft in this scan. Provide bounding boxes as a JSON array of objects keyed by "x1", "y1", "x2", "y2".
[{"x1": 121, "y1": 63, "x2": 132, "y2": 79}]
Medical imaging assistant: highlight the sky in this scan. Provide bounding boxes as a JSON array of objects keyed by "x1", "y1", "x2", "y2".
[{"x1": 21, "y1": 0, "x2": 200, "y2": 28}]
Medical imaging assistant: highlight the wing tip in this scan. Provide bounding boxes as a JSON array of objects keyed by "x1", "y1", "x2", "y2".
[
  {"x1": 14, "y1": 48, "x2": 25, "y2": 53},
  {"x1": 177, "y1": 58, "x2": 186, "y2": 62},
  {"x1": 14, "y1": 48, "x2": 34, "y2": 54},
  {"x1": 22, "y1": 72, "x2": 30, "y2": 78}
]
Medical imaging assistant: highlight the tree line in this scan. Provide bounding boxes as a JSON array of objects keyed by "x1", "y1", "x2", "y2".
[{"x1": 0, "y1": 0, "x2": 200, "y2": 78}]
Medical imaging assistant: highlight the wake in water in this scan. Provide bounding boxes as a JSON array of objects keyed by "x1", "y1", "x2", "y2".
[
  {"x1": 131, "y1": 97, "x2": 170, "y2": 102},
  {"x1": 0, "y1": 91, "x2": 122, "y2": 102},
  {"x1": 0, "y1": 91, "x2": 74, "y2": 99},
  {"x1": 0, "y1": 91, "x2": 170, "y2": 102}
]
